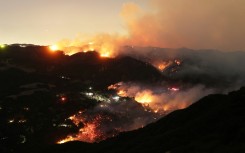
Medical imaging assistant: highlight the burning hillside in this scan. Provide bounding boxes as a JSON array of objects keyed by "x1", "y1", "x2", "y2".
[
  {"x1": 57, "y1": 80, "x2": 214, "y2": 144},
  {"x1": 1, "y1": 45, "x2": 245, "y2": 152}
]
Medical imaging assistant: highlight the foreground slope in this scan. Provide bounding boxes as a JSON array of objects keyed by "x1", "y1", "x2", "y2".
[{"x1": 42, "y1": 87, "x2": 245, "y2": 153}]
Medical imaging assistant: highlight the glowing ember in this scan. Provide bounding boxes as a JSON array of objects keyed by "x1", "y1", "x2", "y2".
[{"x1": 49, "y1": 45, "x2": 59, "y2": 51}]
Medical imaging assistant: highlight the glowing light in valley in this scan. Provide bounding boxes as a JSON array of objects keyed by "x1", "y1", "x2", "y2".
[{"x1": 49, "y1": 45, "x2": 59, "y2": 51}]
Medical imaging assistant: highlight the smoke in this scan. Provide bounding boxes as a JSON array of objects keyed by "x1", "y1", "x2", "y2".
[
  {"x1": 56, "y1": 0, "x2": 245, "y2": 143},
  {"x1": 120, "y1": 46, "x2": 245, "y2": 91},
  {"x1": 58, "y1": 92, "x2": 160, "y2": 143},
  {"x1": 54, "y1": 0, "x2": 245, "y2": 57},
  {"x1": 58, "y1": 81, "x2": 215, "y2": 143},
  {"x1": 110, "y1": 82, "x2": 214, "y2": 113},
  {"x1": 122, "y1": 0, "x2": 245, "y2": 51}
]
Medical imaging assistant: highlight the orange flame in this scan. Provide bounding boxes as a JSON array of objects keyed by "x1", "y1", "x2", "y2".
[
  {"x1": 117, "y1": 90, "x2": 127, "y2": 97},
  {"x1": 157, "y1": 63, "x2": 168, "y2": 71},
  {"x1": 54, "y1": 33, "x2": 124, "y2": 57},
  {"x1": 57, "y1": 136, "x2": 75, "y2": 144},
  {"x1": 57, "y1": 114, "x2": 109, "y2": 144},
  {"x1": 153, "y1": 61, "x2": 173, "y2": 71},
  {"x1": 134, "y1": 90, "x2": 153, "y2": 104},
  {"x1": 106, "y1": 82, "x2": 193, "y2": 115}
]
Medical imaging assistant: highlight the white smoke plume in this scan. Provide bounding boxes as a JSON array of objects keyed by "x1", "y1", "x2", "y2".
[{"x1": 109, "y1": 82, "x2": 215, "y2": 113}]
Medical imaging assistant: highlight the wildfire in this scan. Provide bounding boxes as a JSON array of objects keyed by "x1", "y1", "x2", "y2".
[
  {"x1": 57, "y1": 136, "x2": 75, "y2": 144},
  {"x1": 49, "y1": 45, "x2": 59, "y2": 51},
  {"x1": 76, "y1": 122, "x2": 99, "y2": 143},
  {"x1": 117, "y1": 90, "x2": 127, "y2": 97},
  {"x1": 54, "y1": 37, "x2": 117, "y2": 58},
  {"x1": 154, "y1": 61, "x2": 172, "y2": 71},
  {"x1": 135, "y1": 91, "x2": 153, "y2": 104},
  {"x1": 158, "y1": 64, "x2": 168, "y2": 71},
  {"x1": 61, "y1": 97, "x2": 67, "y2": 102},
  {"x1": 106, "y1": 82, "x2": 193, "y2": 115},
  {"x1": 153, "y1": 59, "x2": 182, "y2": 71},
  {"x1": 100, "y1": 51, "x2": 111, "y2": 58},
  {"x1": 57, "y1": 113, "x2": 111, "y2": 144}
]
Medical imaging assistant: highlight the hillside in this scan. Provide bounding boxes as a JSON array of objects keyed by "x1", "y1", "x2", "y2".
[{"x1": 40, "y1": 87, "x2": 245, "y2": 153}]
